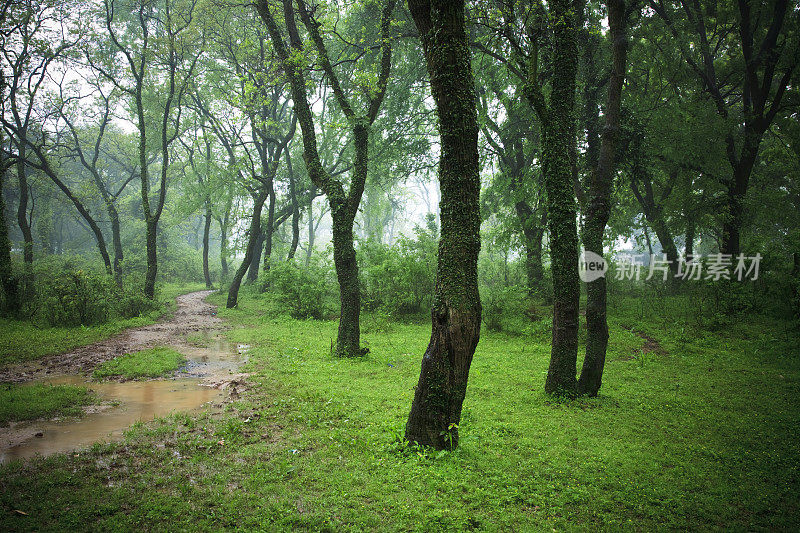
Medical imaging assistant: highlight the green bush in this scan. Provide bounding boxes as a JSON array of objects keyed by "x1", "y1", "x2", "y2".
[
  {"x1": 115, "y1": 275, "x2": 162, "y2": 319},
  {"x1": 260, "y1": 256, "x2": 336, "y2": 319},
  {"x1": 34, "y1": 264, "x2": 115, "y2": 327},
  {"x1": 360, "y1": 225, "x2": 437, "y2": 316}
]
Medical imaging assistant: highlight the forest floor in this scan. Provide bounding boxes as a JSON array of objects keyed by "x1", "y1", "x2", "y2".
[{"x1": 0, "y1": 288, "x2": 798, "y2": 531}]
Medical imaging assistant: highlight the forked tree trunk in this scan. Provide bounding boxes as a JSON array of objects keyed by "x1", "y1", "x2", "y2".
[
  {"x1": 542, "y1": 0, "x2": 582, "y2": 396},
  {"x1": 405, "y1": 0, "x2": 481, "y2": 450},
  {"x1": 578, "y1": 0, "x2": 628, "y2": 397}
]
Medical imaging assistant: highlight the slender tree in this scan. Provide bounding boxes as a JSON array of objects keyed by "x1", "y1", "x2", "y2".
[
  {"x1": 577, "y1": 0, "x2": 632, "y2": 396},
  {"x1": 257, "y1": 0, "x2": 396, "y2": 357}
]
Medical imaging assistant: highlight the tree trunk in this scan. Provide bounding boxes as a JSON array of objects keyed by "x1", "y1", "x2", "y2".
[
  {"x1": 721, "y1": 129, "x2": 761, "y2": 256},
  {"x1": 16, "y1": 149, "x2": 33, "y2": 267},
  {"x1": 144, "y1": 218, "x2": 158, "y2": 299},
  {"x1": 542, "y1": 0, "x2": 581, "y2": 396},
  {"x1": 227, "y1": 191, "x2": 268, "y2": 308},
  {"x1": 203, "y1": 200, "x2": 212, "y2": 288},
  {"x1": 262, "y1": 185, "x2": 276, "y2": 274},
  {"x1": 109, "y1": 205, "x2": 124, "y2": 287},
  {"x1": 0, "y1": 160, "x2": 19, "y2": 315},
  {"x1": 405, "y1": 0, "x2": 482, "y2": 450},
  {"x1": 247, "y1": 229, "x2": 264, "y2": 282},
  {"x1": 331, "y1": 205, "x2": 361, "y2": 356},
  {"x1": 685, "y1": 210, "x2": 695, "y2": 259},
  {"x1": 516, "y1": 200, "x2": 546, "y2": 295},
  {"x1": 330, "y1": 123, "x2": 369, "y2": 358},
  {"x1": 306, "y1": 187, "x2": 315, "y2": 266},
  {"x1": 220, "y1": 217, "x2": 229, "y2": 279},
  {"x1": 287, "y1": 153, "x2": 300, "y2": 260},
  {"x1": 577, "y1": 0, "x2": 628, "y2": 397}
]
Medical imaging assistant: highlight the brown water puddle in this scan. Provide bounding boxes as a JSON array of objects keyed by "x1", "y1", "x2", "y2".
[
  {"x1": 0, "y1": 291, "x2": 250, "y2": 463},
  {"x1": 1, "y1": 377, "x2": 221, "y2": 463}
]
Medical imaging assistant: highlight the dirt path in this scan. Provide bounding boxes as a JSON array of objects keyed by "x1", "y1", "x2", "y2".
[{"x1": 0, "y1": 290, "x2": 223, "y2": 383}]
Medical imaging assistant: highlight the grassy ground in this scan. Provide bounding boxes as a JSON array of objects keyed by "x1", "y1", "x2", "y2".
[
  {"x1": 0, "y1": 289, "x2": 798, "y2": 531},
  {"x1": 92, "y1": 347, "x2": 187, "y2": 380},
  {"x1": 0, "y1": 282, "x2": 208, "y2": 367},
  {"x1": 0, "y1": 384, "x2": 96, "y2": 425}
]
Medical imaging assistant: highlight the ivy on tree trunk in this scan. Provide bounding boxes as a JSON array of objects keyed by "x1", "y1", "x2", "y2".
[{"x1": 404, "y1": 0, "x2": 482, "y2": 450}]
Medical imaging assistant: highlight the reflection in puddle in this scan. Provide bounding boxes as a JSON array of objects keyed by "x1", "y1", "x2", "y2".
[
  {"x1": 0, "y1": 333, "x2": 246, "y2": 463},
  {"x1": 1, "y1": 377, "x2": 222, "y2": 463}
]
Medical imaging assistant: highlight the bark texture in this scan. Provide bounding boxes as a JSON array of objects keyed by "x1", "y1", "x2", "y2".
[
  {"x1": 404, "y1": 0, "x2": 481, "y2": 450},
  {"x1": 541, "y1": 0, "x2": 582, "y2": 396},
  {"x1": 577, "y1": 0, "x2": 629, "y2": 397}
]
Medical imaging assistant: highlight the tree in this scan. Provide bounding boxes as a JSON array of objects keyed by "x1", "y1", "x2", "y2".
[
  {"x1": 97, "y1": 0, "x2": 202, "y2": 299},
  {"x1": 648, "y1": 0, "x2": 798, "y2": 256},
  {"x1": 257, "y1": 0, "x2": 396, "y2": 357},
  {"x1": 403, "y1": 0, "x2": 482, "y2": 450},
  {"x1": 522, "y1": 0, "x2": 584, "y2": 395},
  {"x1": 577, "y1": 0, "x2": 633, "y2": 397}
]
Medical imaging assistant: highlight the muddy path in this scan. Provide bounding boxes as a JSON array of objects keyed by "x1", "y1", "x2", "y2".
[
  {"x1": 0, "y1": 290, "x2": 251, "y2": 462},
  {"x1": 0, "y1": 290, "x2": 225, "y2": 383}
]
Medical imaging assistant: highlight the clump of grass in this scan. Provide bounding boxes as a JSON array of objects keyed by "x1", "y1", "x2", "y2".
[
  {"x1": 92, "y1": 347, "x2": 186, "y2": 380},
  {"x1": 0, "y1": 384, "x2": 96, "y2": 424}
]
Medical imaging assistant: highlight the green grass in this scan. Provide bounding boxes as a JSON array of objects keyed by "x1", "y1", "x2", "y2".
[
  {"x1": 0, "y1": 384, "x2": 96, "y2": 425},
  {"x1": 0, "y1": 282, "x2": 208, "y2": 367},
  {"x1": 0, "y1": 288, "x2": 797, "y2": 531},
  {"x1": 92, "y1": 347, "x2": 187, "y2": 380}
]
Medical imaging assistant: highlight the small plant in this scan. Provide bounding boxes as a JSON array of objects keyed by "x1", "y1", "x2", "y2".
[
  {"x1": 440, "y1": 422, "x2": 459, "y2": 451},
  {"x1": 93, "y1": 347, "x2": 186, "y2": 380}
]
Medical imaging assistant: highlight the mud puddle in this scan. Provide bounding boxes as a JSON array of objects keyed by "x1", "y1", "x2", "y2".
[{"x1": 0, "y1": 291, "x2": 249, "y2": 463}]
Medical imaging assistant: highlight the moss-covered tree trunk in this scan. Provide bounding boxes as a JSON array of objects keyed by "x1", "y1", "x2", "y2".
[
  {"x1": 577, "y1": 0, "x2": 628, "y2": 397},
  {"x1": 16, "y1": 146, "x2": 33, "y2": 267},
  {"x1": 404, "y1": 0, "x2": 481, "y2": 450},
  {"x1": 331, "y1": 198, "x2": 361, "y2": 357},
  {"x1": 203, "y1": 200, "x2": 212, "y2": 288},
  {"x1": 227, "y1": 190, "x2": 269, "y2": 308},
  {"x1": 541, "y1": 0, "x2": 581, "y2": 396},
  {"x1": 0, "y1": 154, "x2": 19, "y2": 315}
]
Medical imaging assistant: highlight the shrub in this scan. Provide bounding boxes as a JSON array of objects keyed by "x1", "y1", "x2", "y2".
[
  {"x1": 34, "y1": 262, "x2": 115, "y2": 327},
  {"x1": 260, "y1": 256, "x2": 335, "y2": 319},
  {"x1": 360, "y1": 225, "x2": 437, "y2": 316}
]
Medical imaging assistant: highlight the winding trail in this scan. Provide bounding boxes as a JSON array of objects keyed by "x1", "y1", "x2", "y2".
[
  {"x1": 0, "y1": 290, "x2": 249, "y2": 462},
  {"x1": 0, "y1": 290, "x2": 222, "y2": 383}
]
